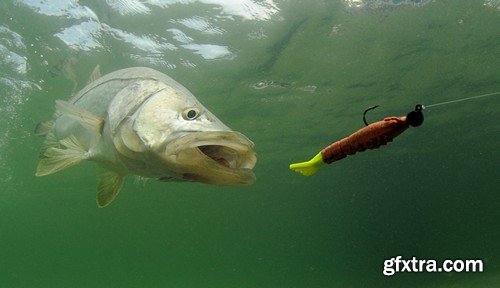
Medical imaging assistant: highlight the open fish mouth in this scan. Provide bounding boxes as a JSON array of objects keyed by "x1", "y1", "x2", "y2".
[
  {"x1": 165, "y1": 131, "x2": 256, "y2": 185},
  {"x1": 199, "y1": 145, "x2": 249, "y2": 169}
]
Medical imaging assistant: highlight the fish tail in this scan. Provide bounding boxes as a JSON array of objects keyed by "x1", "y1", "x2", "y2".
[
  {"x1": 38, "y1": 132, "x2": 59, "y2": 159},
  {"x1": 34, "y1": 120, "x2": 55, "y2": 136},
  {"x1": 36, "y1": 135, "x2": 90, "y2": 176}
]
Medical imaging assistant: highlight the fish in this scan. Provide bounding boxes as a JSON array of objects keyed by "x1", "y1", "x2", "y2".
[{"x1": 35, "y1": 66, "x2": 256, "y2": 207}]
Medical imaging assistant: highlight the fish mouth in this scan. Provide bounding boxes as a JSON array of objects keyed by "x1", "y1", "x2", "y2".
[
  {"x1": 198, "y1": 145, "x2": 251, "y2": 169},
  {"x1": 165, "y1": 131, "x2": 256, "y2": 185}
]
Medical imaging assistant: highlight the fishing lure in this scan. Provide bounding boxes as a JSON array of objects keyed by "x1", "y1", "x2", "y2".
[{"x1": 289, "y1": 105, "x2": 424, "y2": 176}]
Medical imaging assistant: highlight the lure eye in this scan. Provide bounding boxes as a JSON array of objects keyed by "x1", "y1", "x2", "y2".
[{"x1": 182, "y1": 108, "x2": 200, "y2": 120}]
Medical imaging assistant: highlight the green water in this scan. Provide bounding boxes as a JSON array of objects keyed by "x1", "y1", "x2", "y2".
[{"x1": 1, "y1": 0, "x2": 499, "y2": 287}]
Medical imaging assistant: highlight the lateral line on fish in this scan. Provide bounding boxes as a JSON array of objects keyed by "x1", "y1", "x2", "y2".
[{"x1": 72, "y1": 76, "x2": 160, "y2": 104}]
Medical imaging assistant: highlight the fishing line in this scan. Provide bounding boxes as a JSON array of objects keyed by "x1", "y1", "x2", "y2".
[{"x1": 423, "y1": 91, "x2": 500, "y2": 109}]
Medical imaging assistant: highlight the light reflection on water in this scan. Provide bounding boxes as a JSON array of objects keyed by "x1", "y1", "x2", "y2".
[{"x1": 16, "y1": 0, "x2": 280, "y2": 61}]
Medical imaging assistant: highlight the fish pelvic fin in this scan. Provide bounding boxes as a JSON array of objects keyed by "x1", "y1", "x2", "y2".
[
  {"x1": 96, "y1": 169, "x2": 124, "y2": 208},
  {"x1": 36, "y1": 135, "x2": 90, "y2": 176},
  {"x1": 289, "y1": 152, "x2": 325, "y2": 176},
  {"x1": 34, "y1": 120, "x2": 55, "y2": 136},
  {"x1": 55, "y1": 100, "x2": 104, "y2": 134},
  {"x1": 87, "y1": 64, "x2": 101, "y2": 85}
]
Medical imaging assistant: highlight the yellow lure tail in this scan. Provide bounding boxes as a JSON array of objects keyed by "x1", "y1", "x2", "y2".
[{"x1": 289, "y1": 152, "x2": 325, "y2": 176}]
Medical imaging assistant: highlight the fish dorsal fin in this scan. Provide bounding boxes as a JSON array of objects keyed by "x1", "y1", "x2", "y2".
[
  {"x1": 36, "y1": 135, "x2": 90, "y2": 176},
  {"x1": 55, "y1": 100, "x2": 104, "y2": 134},
  {"x1": 96, "y1": 169, "x2": 124, "y2": 208},
  {"x1": 87, "y1": 64, "x2": 101, "y2": 84}
]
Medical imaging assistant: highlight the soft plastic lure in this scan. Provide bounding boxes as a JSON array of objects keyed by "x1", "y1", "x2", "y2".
[{"x1": 289, "y1": 105, "x2": 424, "y2": 176}]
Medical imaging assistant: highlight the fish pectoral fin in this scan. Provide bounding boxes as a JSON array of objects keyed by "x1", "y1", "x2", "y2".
[
  {"x1": 34, "y1": 120, "x2": 55, "y2": 136},
  {"x1": 36, "y1": 135, "x2": 90, "y2": 176},
  {"x1": 55, "y1": 100, "x2": 104, "y2": 134},
  {"x1": 96, "y1": 169, "x2": 124, "y2": 208},
  {"x1": 120, "y1": 118, "x2": 146, "y2": 152},
  {"x1": 87, "y1": 64, "x2": 101, "y2": 84}
]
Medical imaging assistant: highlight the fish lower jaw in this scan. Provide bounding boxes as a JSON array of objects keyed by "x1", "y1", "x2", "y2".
[{"x1": 158, "y1": 145, "x2": 256, "y2": 185}]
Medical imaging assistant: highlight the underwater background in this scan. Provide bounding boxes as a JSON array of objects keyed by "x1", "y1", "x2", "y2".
[{"x1": 1, "y1": 0, "x2": 499, "y2": 287}]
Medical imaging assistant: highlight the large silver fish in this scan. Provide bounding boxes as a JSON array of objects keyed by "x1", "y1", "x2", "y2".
[{"x1": 35, "y1": 67, "x2": 256, "y2": 207}]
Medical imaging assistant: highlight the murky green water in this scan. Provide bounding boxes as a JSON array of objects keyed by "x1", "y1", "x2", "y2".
[{"x1": 1, "y1": 0, "x2": 499, "y2": 287}]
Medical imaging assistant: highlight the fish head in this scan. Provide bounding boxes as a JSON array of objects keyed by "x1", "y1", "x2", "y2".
[{"x1": 115, "y1": 84, "x2": 256, "y2": 185}]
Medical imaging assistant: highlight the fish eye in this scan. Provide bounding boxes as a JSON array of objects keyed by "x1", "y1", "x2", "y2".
[{"x1": 182, "y1": 108, "x2": 200, "y2": 120}]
